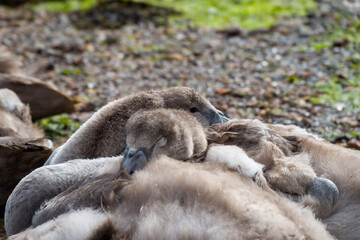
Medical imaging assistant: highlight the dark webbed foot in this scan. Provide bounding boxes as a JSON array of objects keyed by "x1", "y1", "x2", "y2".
[
  {"x1": 307, "y1": 177, "x2": 339, "y2": 206},
  {"x1": 301, "y1": 177, "x2": 339, "y2": 218}
]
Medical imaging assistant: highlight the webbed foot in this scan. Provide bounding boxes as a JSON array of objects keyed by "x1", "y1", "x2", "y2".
[
  {"x1": 307, "y1": 177, "x2": 339, "y2": 206},
  {"x1": 301, "y1": 177, "x2": 339, "y2": 218}
]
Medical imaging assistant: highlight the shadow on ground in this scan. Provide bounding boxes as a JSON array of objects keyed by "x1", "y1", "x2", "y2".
[{"x1": 70, "y1": 0, "x2": 180, "y2": 29}]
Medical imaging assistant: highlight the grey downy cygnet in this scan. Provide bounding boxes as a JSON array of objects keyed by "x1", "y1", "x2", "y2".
[{"x1": 45, "y1": 87, "x2": 228, "y2": 165}]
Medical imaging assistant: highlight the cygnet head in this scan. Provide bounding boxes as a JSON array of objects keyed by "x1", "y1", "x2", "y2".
[
  {"x1": 158, "y1": 87, "x2": 229, "y2": 126},
  {"x1": 122, "y1": 109, "x2": 208, "y2": 173}
]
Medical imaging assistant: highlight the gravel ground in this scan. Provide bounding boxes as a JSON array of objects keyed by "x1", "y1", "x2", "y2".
[{"x1": 0, "y1": 0, "x2": 359, "y2": 147}]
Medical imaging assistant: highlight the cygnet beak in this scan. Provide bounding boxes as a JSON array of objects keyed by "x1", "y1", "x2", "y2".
[
  {"x1": 201, "y1": 109, "x2": 230, "y2": 125},
  {"x1": 122, "y1": 146, "x2": 151, "y2": 174},
  {"x1": 216, "y1": 109, "x2": 230, "y2": 123}
]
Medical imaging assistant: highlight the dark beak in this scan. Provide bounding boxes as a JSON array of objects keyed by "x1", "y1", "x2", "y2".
[
  {"x1": 216, "y1": 110, "x2": 230, "y2": 123},
  {"x1": 201, "y1": 109, "x2": 229, "y2": 125},
  {"x1": 122, "y1": 146, "x2": 150, "y2": 174}
]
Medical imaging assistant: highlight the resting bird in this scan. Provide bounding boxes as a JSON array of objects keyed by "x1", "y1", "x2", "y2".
[
  {"x1": 9, "y1": 157, "x2": 334, "y2": 240},
  {"x1": 18, "y1": 109, "x2": 336, "y2": 227},
  {"x1": 5, "y1": 88, "x2": 227, "y2": 235},
  {"x1": 26, "y1": 109, "x2": 338, "y2": 223},
  {"x1": 0, "y1": 88, "x2": 52, "y2": 216},
  {"x1": 6, "y1": 108, "x2": 338, "y2": 239},
  {"x1": 124, "y1": 109, "x2": 357, "y2": 240},
  {"x1": 45, "y1": 87, "x2": 228, "y2": 165},
  {"x1": 203, "y1": 119, "x2": 340, "y2": 218},
  {"x1": 122, "y1": 109, "x2": 338, "y2": 214},
  {"x1": 162, "y1": 116, "x2": 357, "y2": 240}
]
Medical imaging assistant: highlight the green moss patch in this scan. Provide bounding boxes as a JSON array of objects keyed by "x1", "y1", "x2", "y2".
[
  {"x1": 311, "y1": 77, "x2": 360, "y2": 111},
  {"x1": 28, "y1": 0, "x2": 98, "y2": 12},
  {"x1": 140, "y1": 0, "x2": 316, "y2": 29},
  {"x1": 29, "y1": 0, "x2": 316, "y2": 29},
  {"x1": 37, "y1": 114, "x2": 81, "y2": 141}
]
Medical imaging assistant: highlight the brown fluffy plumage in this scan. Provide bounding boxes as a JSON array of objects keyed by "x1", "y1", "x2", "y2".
[
  {"x1": 264, "y1": 124, "x2": 360, "y2": 240},
  {"x1": 8, "y1": 109, "x2": 339, "y2": 240},
  {"x1": 13, "y1": 158, "x2": 334, "y2": 240},
  {"x1": 125, "y1": 109, "x2": 207, "y2": 161},
  {"x1": 201, "y1": 120, "x2": 359, "y2": 239},
  {"x1": 202, "y1": 120, "x2": 318, "y2": 195},
  {"x1": 124, "y1": 110, "x2": 324, "y2": 200},
  {"x1": 23, "y1": 110, "x2": 324, "y2": 234}
]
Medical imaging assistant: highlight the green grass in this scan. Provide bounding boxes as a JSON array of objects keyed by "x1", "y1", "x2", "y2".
[
  {"x1": 307, "y1": 11, "x2": 360, "y2": 51},
  {"x1": 286, "y1": 75, "x2": 303, "y2": 84},
  {"x1": 58, "y1": 68, "x2": 85, "y2": 76},
  {"x1": 28, "y1": 0, "x2": 316, "y2": 29},
  {"x1": 28, "y1": 0, "x2": 98, "y2": 12},
  {"x1": 311, "y1": 24, "x2": 360, "y2": 51},
  {"x1": 301, "y1": 11, "x2": 360, "y2": 111},
  {"x1": 37, "y1": 114, "x2": 81, "y2": 141},
  {"x1": 140, "y1": 0, "x2": 316, "y2": 29},
  {"x1": 322, "y1": 130, "x2": 359, "y2": 142},
  {"x1": 270, "y1": 107, "x2": 283, "y2": 115},
  {"x1": 311, "y1": 77, "x2": 360, "y2": 111}
]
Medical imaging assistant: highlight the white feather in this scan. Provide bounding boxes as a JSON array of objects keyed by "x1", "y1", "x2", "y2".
[{"x1": 205, "y1": 145, "x2": 264, "y2": 178}]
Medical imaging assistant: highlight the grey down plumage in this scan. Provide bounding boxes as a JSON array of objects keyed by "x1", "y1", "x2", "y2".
[
  {"x1": 9, "y1": 109, "x2": 337, "y2": 240},
  {"x1": 8, "y1": 90, "x2": 357, "y2": 240},
  {"x1": 45, "y1": 87, "x2": 227, "y2": 165},
  {"x1": 5, "y1": 87, "x2": 226, "y2": 235}
]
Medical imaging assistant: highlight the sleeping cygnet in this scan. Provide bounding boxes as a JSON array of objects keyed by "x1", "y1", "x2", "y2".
[{"x1": 123, "y1": 108, "x2": 302, "y2": 189}]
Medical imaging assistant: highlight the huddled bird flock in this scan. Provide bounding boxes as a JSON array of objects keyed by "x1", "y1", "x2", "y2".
[{"x1": 1, "y1": 58, "x2": 360, "y2": 240}]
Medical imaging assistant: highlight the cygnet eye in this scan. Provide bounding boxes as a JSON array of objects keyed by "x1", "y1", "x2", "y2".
[{"x1": 189, "y1": 107, "x2": 198, "y2": 113}]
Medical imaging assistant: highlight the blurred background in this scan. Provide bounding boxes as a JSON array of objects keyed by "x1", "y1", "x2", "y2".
[{"x1": 0, "y1": 0, "x2": 359, "y2": 148}]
